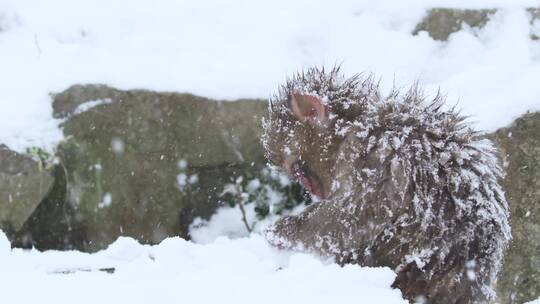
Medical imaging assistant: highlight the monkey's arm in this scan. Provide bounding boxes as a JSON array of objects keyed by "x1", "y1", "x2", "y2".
[{"x1": 264, "y1": 200, "x2": 367, "y2": 264}]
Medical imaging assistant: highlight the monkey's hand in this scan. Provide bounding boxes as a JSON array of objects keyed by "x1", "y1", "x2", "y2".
[
  {"x1": 263, "y1": 214, "x2": 303, "y2": 251},
  {"x1": 263, "y1": 201, "x2": 363, "y2": 264}
]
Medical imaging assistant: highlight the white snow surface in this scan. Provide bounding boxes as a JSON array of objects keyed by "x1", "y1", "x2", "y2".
[
  {"x1": 1, "y1": 0, "x2": 540, "y2": 151},
  {"x1": 0, "y1": 230, "x2": 405, "y2": 304}
]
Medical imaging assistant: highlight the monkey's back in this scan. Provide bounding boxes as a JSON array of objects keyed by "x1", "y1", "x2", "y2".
[{"x1": 339, "y1": 94, "x2": 510, "y2": 302}]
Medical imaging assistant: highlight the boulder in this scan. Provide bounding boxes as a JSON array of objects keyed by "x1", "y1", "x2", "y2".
[
  {"x1": 0, "y1": 145, "x2": 54, "y2": 237},
  {"x1": 51, "y1": 85, "x2": 267, "y2": 251},
  {"x1": 491, "y1": 112, "x2": 540, "y2": 304},
  {"x1": 413, "y1": 8, "x2": 496, "y2": 41},
  {"x1": 413, "y1": 8, "x2": 540, "y2": 41},
  {"x1": 529, "y1": 8, "x2": 540, "y2": 40},
  {"x1": 10, "y1": 163, "x2": 86, "y2": 250}
]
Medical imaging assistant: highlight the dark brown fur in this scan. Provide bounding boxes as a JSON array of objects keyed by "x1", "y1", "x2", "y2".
[{"x1": 262, "y1": 67, "x2": 511, "y2": 303}]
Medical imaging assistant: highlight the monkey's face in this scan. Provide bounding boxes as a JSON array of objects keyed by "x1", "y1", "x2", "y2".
[{"x1": 264, "y1": 92, "x2": 343, "y2": 200}]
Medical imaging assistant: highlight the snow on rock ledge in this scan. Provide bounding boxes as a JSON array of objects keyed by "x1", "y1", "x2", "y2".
[{"x1": 0, "y1": 231, "x2": 405, "y2": 304}]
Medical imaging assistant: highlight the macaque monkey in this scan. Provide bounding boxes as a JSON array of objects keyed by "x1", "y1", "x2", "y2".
[{"x1": 262, "y1": 67, "x2": 511, "y2": 304}]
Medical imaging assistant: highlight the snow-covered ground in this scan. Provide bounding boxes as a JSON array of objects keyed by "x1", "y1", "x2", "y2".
[
  {"x1": 0, "y1": 230, "x2": 405, "y2": 304},
  {"x1": 2, "y1": 0, "x2": 540, "y2": 303},
  {"x1": 1, "y1": 0, "x2": 540, "y2": 151}
]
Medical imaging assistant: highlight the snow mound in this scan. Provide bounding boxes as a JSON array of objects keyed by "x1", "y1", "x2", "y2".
[{"x1": 0, "y1": 231, "x2": 405, "y2": 303}]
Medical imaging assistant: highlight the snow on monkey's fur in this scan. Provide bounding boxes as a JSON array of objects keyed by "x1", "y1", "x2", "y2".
[{"x1": 262, "y1": 67, "x2": 511, "y2": 303}]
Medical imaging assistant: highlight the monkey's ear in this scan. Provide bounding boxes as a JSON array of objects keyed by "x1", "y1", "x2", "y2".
[{"x1": 290, "y1": 93, "x2": 327, "y2": 122}]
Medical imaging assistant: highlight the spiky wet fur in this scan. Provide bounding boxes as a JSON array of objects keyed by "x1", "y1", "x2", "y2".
[{"x1": 262, "y1": 67, "x2": 511, "y2": 303}]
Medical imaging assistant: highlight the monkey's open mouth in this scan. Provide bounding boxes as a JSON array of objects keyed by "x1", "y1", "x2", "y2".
[{"x1": 291, "y1": 161, "x2": 327, "y2": 200}]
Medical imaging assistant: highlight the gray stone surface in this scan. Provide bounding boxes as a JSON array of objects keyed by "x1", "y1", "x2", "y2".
[
  {"x1": 413, "y1": 8, "x2": 496, "y2": 41},
  {"x1": 413, "y1": 7, "x2": 540, "y2": 41},
  {"x1": 10, "y1": 163, "x2": 86, "y2": 251},
  {"x1": 51, "y1": 85, "x2": 268, "y2": 251},
  {"x1": 491, "y1": 112, "x2": 540, "y2": 304},
  {"x1": 527, "y1": 7, "x2": 540, "y2": 21},
  {"x1": 528, "y1": 8, "x2": 540, "y2": 40},
  {"x1": 0, "y1": 145, "x2": 54, "y2": 234}
]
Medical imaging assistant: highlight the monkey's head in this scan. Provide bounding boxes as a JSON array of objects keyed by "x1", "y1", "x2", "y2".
[{"x1": 263, "y1": 67, "x2": 376, "y2": 200}]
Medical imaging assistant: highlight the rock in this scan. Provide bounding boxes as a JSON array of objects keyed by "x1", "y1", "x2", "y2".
[
  {"x1": 413, "y1": 8, "x2": 540, "y2": 41},
  {"x1": 10, "y1": 163, "x2": 86, "y2": 251},
  {"x1": 53, "y1": 85, "x2": 266, "y2": 167},
  {"x1": 491, "y1": 112, "x2": 540, "y2": 304},
  {"x1": 528, "y1": 8, "x2": 540, "y2": 40},
  {"x1": 51, "y1": 85, "x2": 267, "y2": 251},
  {"x1": 0, "y1": 145, "x2": 55, "y2": 236},
  {"x1": 413, "y1": 8, "x2": 496, "y2": 41},
  {"x1": 527, "y1": 7, "x2": 540, "y2": 21}
]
